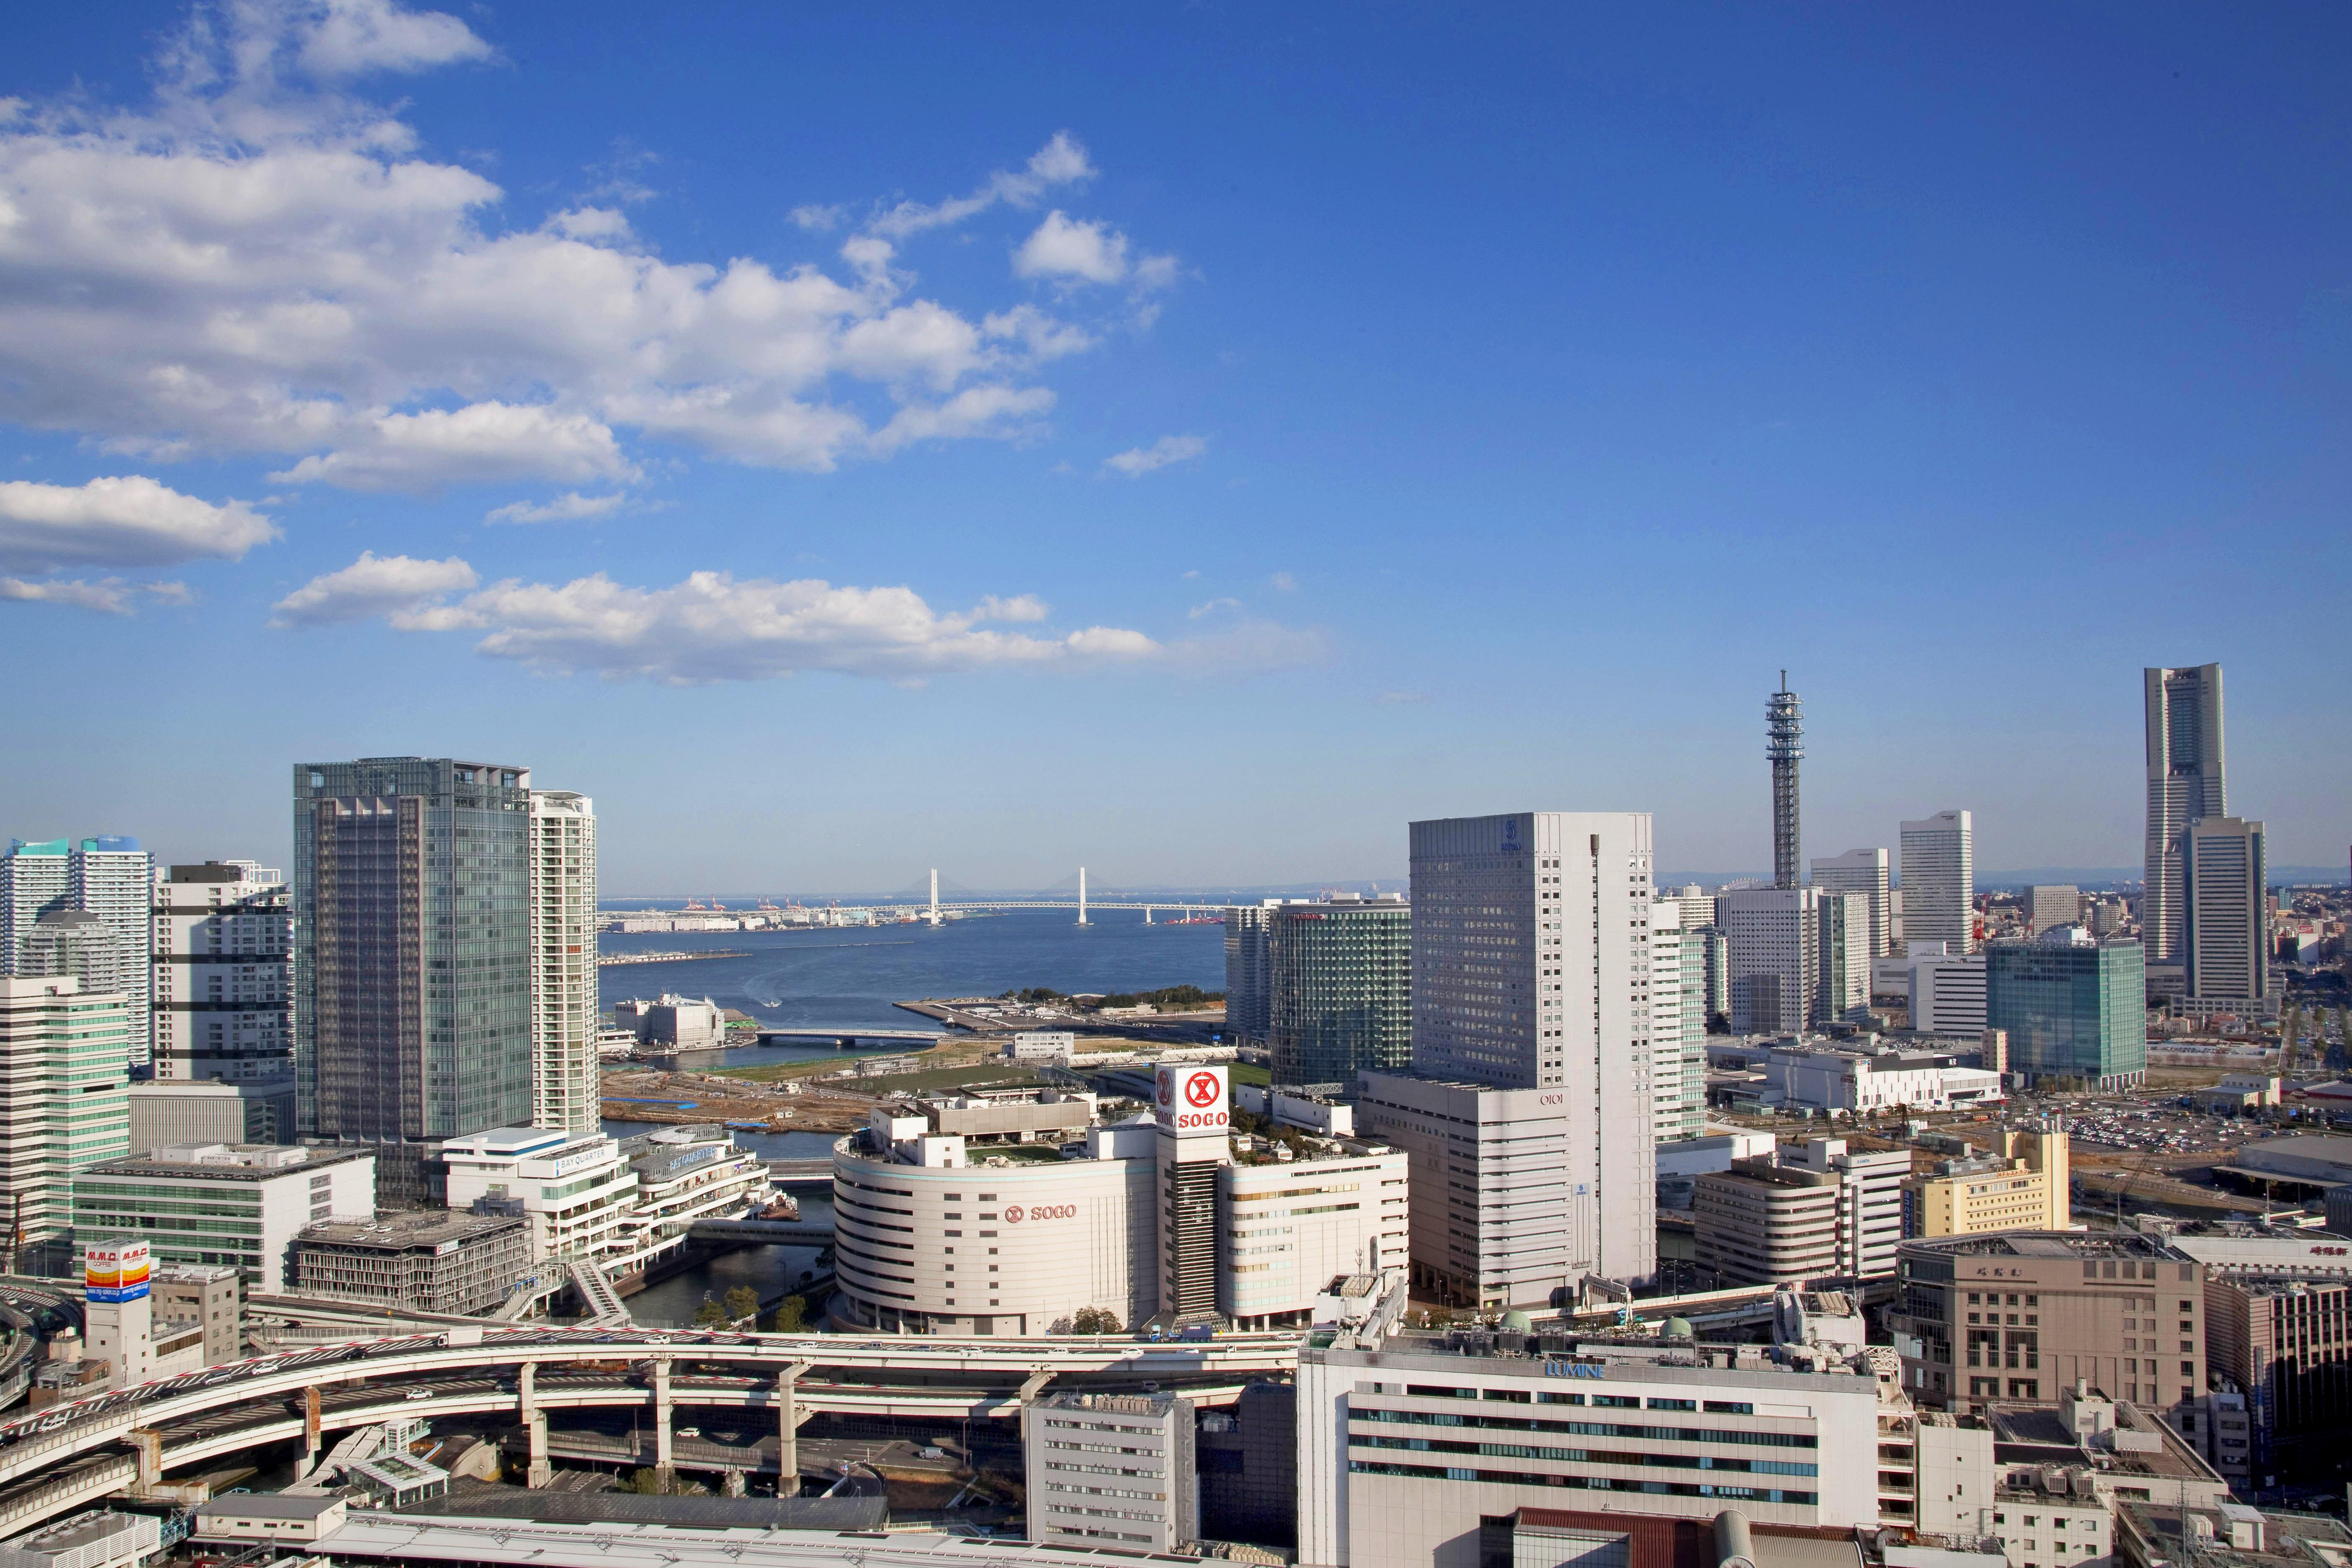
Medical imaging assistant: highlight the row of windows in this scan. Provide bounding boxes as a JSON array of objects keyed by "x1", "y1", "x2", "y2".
[
  {"x1": 1350, "y1": 1433, "x2": 1816, "y2": 1475},
  {"x1": 1353, "y1": 1407, "x2": 1815, "y2": 1447},
  {"x1": 1347, "y1": 1460, "x2": 1813, "y2": 1505}
]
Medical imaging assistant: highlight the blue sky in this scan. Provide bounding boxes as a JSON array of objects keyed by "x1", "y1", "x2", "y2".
[{"x1": 3, "y1": 2, "x2": 2347, "y2": 893}]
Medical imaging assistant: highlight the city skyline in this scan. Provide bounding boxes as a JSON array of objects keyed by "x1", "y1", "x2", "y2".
[{"x1": 3, "y1": 4, "x2": 2349, "y2": 891}]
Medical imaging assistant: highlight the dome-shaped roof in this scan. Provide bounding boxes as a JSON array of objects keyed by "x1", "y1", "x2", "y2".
[
  {"x1": 1661, "y1": 1316, "x2": 1695, "y2": 1339},
  {"x1": 1501, "y1": 1310, "x2": 1534, "y2": 1331}
]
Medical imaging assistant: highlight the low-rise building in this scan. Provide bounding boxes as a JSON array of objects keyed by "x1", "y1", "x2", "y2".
[
  {"x1": 2113, "y1": 1502, "x2": 2352, "y2": 1568},
  {"x1": 1218, "y1": 1145, "x2": 1408, "y2": 1329},
  {"x1": 441, "y1": 1127, "x2": 637, "y2": 1264},
  {"x1": 1297, "y1": 1330, "x2": 1887, "y2": 1568},
  {"x1": 0, "y1": 1510, "x2": 159, "y2": 1568},
  {"x1": 150, "y1": 1262, "x2": 241, "y2": 1366},
  {"x1": 1903, "y1": 1125, "x2": 2071, "y2": 1239},
  {"x1": 1004, "y1": 1032, "x2": 1075, "y2": 1063},
  {"x1": 1891, "y1": 1233, "x2": 2206, "y2": 1433},
  {"x1": 613, "y1": 993, "x2": 725, "y2": 1050},
  {"x1": 1025, "y1": 1391, "x2": 1197, "y2": 1553},
  {"x1": 616, "y1": 1124, "x2": 768, "y2": 1267},
  {"x1": 69, "y1": 1142, "x2": 375, "y2": 1292},
  {"x1": 291, "y1": 1208, "x2": 531, "y2": 1315},
  {"x1": 1694, "y1": 1137, "x2": 1909, "y2": 1285},
  {"x1": 918, "y1": 1088, "x2": 1096, "y2": 1145},
  {"x1": 125, "y1": 1078, "x2": 293, "y2": 1150},
  {"x1": 195, "y1": 1494, "x2": 347, "y2": 1546}
]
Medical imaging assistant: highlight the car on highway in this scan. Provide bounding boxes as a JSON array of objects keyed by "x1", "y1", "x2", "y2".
[{"x1": 405, "y1": 1388, "x2": 434, "y2": 1400}]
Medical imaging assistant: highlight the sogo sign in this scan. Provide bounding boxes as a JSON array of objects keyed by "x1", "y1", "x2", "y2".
[
  {"x1": 1155, "y1": 1063, "x2": 1229, "y2": 1136},
  {"x1": 1002, "y1": 1203, "x2": 1078, "y2": 1224}
]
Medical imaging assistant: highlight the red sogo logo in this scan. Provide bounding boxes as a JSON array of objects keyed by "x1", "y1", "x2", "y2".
[
  {"x1": 1002, "y1": 1203, "x2": 1076, "y2": 1223},
  {"x1": 1185, "y1": 1072, "x2": 1221, "y2": 1107}
]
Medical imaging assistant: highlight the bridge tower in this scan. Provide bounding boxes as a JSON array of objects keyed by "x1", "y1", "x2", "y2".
[
  {"x1": 928, "y1": 868, "x2": 940, "y2": 927},
  {"x1": 1077, "y1": 867, "x2": 1089, "y2": 926}
]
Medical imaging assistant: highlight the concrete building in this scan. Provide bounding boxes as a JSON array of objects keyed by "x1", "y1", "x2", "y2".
[
  {"x1": 1156, "y1": 1061, "x2": 1230, "y2": 1321},
  {"x1": 1723, "y1": 887, "x2": 1818, "y2": 1036},
  {"x1": 615, "y1": 1124, "x2": 769, "y2": 1267},
  {"x1": 1891, "y1": 1233, "x2": 2205, "y2": 1427},
  {"x1": 2143, "y1": 665, "x2": 2226, "y2": 965},
  {"x1": 1004, "y1": 1031, "x2": 1074, "y2": 1063},
  {"x1": 1817, "y1": 891, "x2": 1872, "y2": 1025},
  {"x1": 1296, "y1": 1331, "x2": 1886, "y2": 1568},
  {"x1": 2184, "y1": 1236, "x2": 2352, "y2": 1490},
  {"x1": 0, "y1": 840, "x2": 72, "y2": 977},
  {"x1": 1693, "y1": 1137, "x2": 1908, "y2": 1285},
  {"x1": 613, "y1": 993, "x2": 725, "y2": 1050},
  {"x1": 441, "y1": 1127, "x2": 637, "y2": 1265},
  {"x1": 2115, "y1": 1501, "x2": 2352, "y2": 1568},
  {"x1": 1985, "y1": 932, "x2": 2146, "y2": 1091},
  {"x1": 1901, "y1": 812, "x2": 1976, "y2": 956},
  {"x1": 0, "y1": 977, "x2": 130, "y2": 1266},
  {"x1": 919, "y1": 1088, "x2": 1096, "y2": 1145},
  {"x1": 293, "y1": 758, "x2": 535, "y2": 1200},
  {"x1": 291, "y1": 1208, "x2": 531, "y2": 1315},
  {"x1": 1740, "y1": 1041, "x2": 2003, "y2": 1116},
  {"x1": 65, "y1": 839, "x2": 154, "y2": 1068},
  {"x1": 1026, "y1": 1391, "x2": 1197, "y2": 1552},
  {"x1": 126, "y1": 1078, "x2": 294, "y2": 1150},
  {"x1": 1911, "y1": 948, "x2": 1988, "y2": 1035},
  {"x1": 1223, "y1": 903, "x2": 1279, "y2": 1043},
  {"x1": 70, "y1": 1142, "x2": 375, "y2": 1292},
  {"x1": 21, "y1": 912, "x2": 132, "y2": 1042},
  {"x1": 528, "y1": 792, "x2": 598, "y2": 1134},
  {"x1": 150, "y1": 861, "x2": 290, "y2": 1084},
  {"x1": 150, "y1": 1261, "x2": 241, "y2": 1367},
  {"x1": 81, "y1": 1237, "x2": 152, "y2": 1387},
  {"x1": 1902, "y1": 1125, "x2": 2070, "y2": 1239},
  {"x1": 2184, "y1": 816, "x2": 2269, "y2": 1010},
  {"x1": 1651, "y1": 901, "x2": 1707, "y2": 1141},
  {"x1": 5, "y1": 838, "x2": 154, "y2": 1068},
  {"x1": 1218, "y1": 1146, "x2": 1408, "y2": 1328},
  {"x1": 1269, "y1": 895, "x2": 1411, "y2": 1088},
  {"x1": 1814, "y1": 848, "x2": 1892, "y2": 959},
  {"x1": 0, "y1": 1511, "x2": 160, "y2": 1568},
  {"x1": 830, "y1": 1110, "x2": 1158, "y2": 1334},
  {"x1": 2027, "y1": 886, "x2": 2081, "y2": 936},
  {"x1": 1389, "y1": 810, "x2": 1657, "y2": 1290}
]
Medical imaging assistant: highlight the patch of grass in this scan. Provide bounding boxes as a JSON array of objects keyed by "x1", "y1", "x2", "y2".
[{"x1": 1229, "y1": 1063, "x2": 1271, "y2": 1087}]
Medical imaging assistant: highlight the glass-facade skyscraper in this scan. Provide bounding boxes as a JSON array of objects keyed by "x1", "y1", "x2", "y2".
[
  {"x1": 2143, "y1": 664, "x2": 2226, "y2": 963},
  {"x1": 1985, "y1": 931, "x2": 2146, "y2": 1092},
  {"x1": 294, "y1": 758, "x2": 534, "y2": 1199},
  {"x1": 1267, "y1": 895, "x2": 1410, "y2": 1088}
]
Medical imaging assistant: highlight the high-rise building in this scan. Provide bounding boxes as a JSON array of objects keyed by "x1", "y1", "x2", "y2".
[
  {"x1": 2027, "y1": 884, "x2": 2081, "y2": 935},
  {"x1": 1221, "y1": 903, "x2": 1277, "y2": 1042},
  {"x1": 1721, "y1": 886, "x2": 1816, "y2": 1034},
  {"x1": 1908, "y1": 946, "x2": 1988, "y2": 1035},
  {"x1": 69, "y1": 837, "x2": 153, "y2": 1065},
  {"x1": 1362, "y1": 810, "x2": 1657, "y2": 1299},
  {"x1": 1268, "y1": 894, "x2": 1410, "y2": 1088},
  {"x1": 1900, "y1": 810, "x2": 1975, "y2": 955},
  {"x1": 2143, "y1": 664, "x2": 2226, "y2": 963},
  {"x1": 150, "y1": 861, "x2": 291, "y2": 1084},
  {"x1": 1984, "y1": 930, "x2": 2146, "y2": 1091},
  {"x1": 0, "y1": 840, "x2": 70, "y2": 975},
  {"x1": 1649, "y1": 902, "x2": 1705, "y2": 1142},
  {"x1": 22, "y1": 910, "x2": 131, "y2": 1006},
  {"x1": 1767, "y1": 676, "x2": 1804, "y2": 889},
  {"x1": 0, "y1": 977, "x2": 131, "y2": 1269},
  {"x1": 528, "y1": 791, "x2": 598, "y2": 1134},
  {"x1": 293, "y1": 758, "x2": 534, "y2": 1201},
  {"x1": 1813, "y1": 847, "x2": 1891, "y2": 957},
  {"x1": 2184, "y1": 816, "x2": 2268, "y2": 1008},
  {"x1": 1816, "y1": 889, "x2": 1872, "y2": 1024},
  {"x1": 1155, "y1": 1062, "x2": 1229, "y2": 1321}
]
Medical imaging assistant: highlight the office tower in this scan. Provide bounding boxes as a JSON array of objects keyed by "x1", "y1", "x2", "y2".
[
  {"x1": 528, "y1": 791, "x2": 599, "y2": 1134},
  {"x1": 1816, "y1": 889, "x2": 1872, "y2": 1024},
  {"x1": 1, "y1": 840, "x2": 70, "y2": 974},
  {"x1": 1221, "y1": 903, "x2": 1277, "y2": 1042},
  {"x1": 1767, "y1": 675, "x2": 1803, "y2": 889},
  {"x1": 1267, "y1": 894, "x2": 1410, "y2": 1088},
  {"x1": 1155, "y1": 1062, "x2": 1229, "y2": 1321},
  {"x1": 294, "y1": 758, "x2": 533, "y2": 1200},
  {"x1": 0, "y1": 977, "x2": 131, "y2": 1269},
  {"x1": 1700, "y1": 926, "x2": 1728, "y2": 1020},
  {"x1": 1900, "y1": 810, "x2": 1975, "y2": 954},
  {"x1": 2028, "y1": 884, "x2": 2081, "y2": 935},
  {"x1": 2143, "y1": 664, "x2": 2226, "y2": 962},
  {"x1": 1984, "y1": 929, "x2": 2146, "y2": 1090},
  {"x1": 1720, "y1": 886, "x2": 1816, "y2": 1034},
  {"x1": 1648, "y1": 902, "x2": 1705, "y2": 1142},
  {"x1": 1365, "y1": 811, "x2": 1656, "y2": 1298},
  {"x1": 1812, "y1": 847, "x2": 1891, "y2": 957},
  {"x1": 150, "y1": 861, "x2": 291, "y2": 1083},
  {"x1": 2184, "y1": 816, "x2": 2268, "y2": 1005},
  {"x1": 1908, "y1": 946, "x2": 1987, "y2": 1034},
  {"x1": 69, "y1": 837, "x2": 154, "y2": 1065}
]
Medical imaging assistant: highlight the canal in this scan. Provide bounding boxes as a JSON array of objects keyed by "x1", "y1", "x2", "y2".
[{"x1": 603, "y1": 1121, "x2": 838, "y2": 1328}]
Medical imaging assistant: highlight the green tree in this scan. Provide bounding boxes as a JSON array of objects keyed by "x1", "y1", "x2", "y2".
[
  {"x1": 693, "y1": 1297, "x2": 727, "y2": 1327},
  {"x1": 768, "y1": 1295, "x2": 807, "y2": 1333},
  {"x1": 1069, "y1": 1306, "x2": 1121, "y2": 1334},
  {"x1": 723, "y1": 1286, "x2": 760, "y2": 1322}
]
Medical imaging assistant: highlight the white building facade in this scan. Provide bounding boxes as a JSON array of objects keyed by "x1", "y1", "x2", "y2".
[
  {"x1": 441, "y1": 1127, "x2": 637, "y2": 1265},
  {"x1": 2184, "y1": 815, "x2": 2268, "y2": 1008},
  {"x1": 150, "y1": 861, "x2": 290, "y2": 1084},
  {"x1": 527, "y1": 792, "x2": 599, "y2": 1134},
  {"x1": 1649, "y1": 903, "x2": 1706, "y2": 1142},
  {"x1": 1722, "y1": 886, "x2": 1817, "y2": 1035},
  {"x1": 1900, "y1": 811, "x2": 1976, "y2": 956},
  {"x1": 1813, "y1": 848, "x2": 1892, "y2": 958},
  {"x1": 1026, "y1": 1391, "x2": 1197, "y2": 1552},
  {"x1": 1910, "y1": 949, "x2": 1988, "y2": 1034},
  {"x1": 1217, "y1": 1146, "x2": 1408, "y2": 1328}
]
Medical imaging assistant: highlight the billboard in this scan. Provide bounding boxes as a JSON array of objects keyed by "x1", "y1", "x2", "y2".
[
  {"x1": 85, "y1": 1238, "x2": 150, "y2": 1304},
  {"x1": 1154, "y1": 1063, "x2": 1229, "y2": 1139}
]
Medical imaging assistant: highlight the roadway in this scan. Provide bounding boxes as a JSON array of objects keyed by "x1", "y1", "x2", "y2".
[{"x1": 0, "y1": 1324, "x2": 1302, "y2": 1534}]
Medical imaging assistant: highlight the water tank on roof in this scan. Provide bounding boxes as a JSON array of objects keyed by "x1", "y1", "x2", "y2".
[
  {"x1": 1663, "y1": 1316, "x2": 1696, "y2": 1340},
  {"x1": 1502, "y1": 1310, "x2": 1534, "y2": 1332}
]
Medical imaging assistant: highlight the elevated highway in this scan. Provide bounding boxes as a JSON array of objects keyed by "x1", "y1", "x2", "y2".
[{"x1": 0, "y1": 1324, "x2": 1302, "y2": 1533}]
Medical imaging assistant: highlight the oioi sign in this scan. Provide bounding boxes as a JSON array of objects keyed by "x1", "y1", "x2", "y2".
[{"x1": 1155, "y1": 1063, "x2": 1229, "y2": 1138}]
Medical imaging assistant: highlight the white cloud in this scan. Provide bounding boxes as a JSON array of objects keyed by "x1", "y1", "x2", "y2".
[
  {"x1": 0, "y1": 27, "x2": 1159, "y2": 487},
  {"x1": 0, "y1": 576, "x2": 193, "y2": 614},
  {"x1": 1104, "y1": 434, "x2": 1207, "y2": 477},
  {"x1": 269, "y1": 549, "x2": 478, "y2": 626},
  {"x1": 484, "y1": 491, "x2": 628, "y2": 524},
  {"x1": 975, "y1": 593, "x2": 1049, "y2": 622},
  {"x1": 1016, "y1": 211, "x2": 1129, "y2": 284},
  {"x1": 789, "y1": 204, "x2": 843, "y2": 232},
  {"x1": 1188, "y1": 596, "x2": 1241, "y2": 619},
  {"x1": 1270, "y1": 571, "x2": 1297, "y2": 591},
  {"x1": 0, "y1": 476, "x2": 278, "y2": 572},
  {"x1": 270, "y1": 404, "x2": 639, "y2": 491}
]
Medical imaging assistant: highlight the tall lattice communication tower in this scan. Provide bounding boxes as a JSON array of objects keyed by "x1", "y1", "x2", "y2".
[{"x1": 1766, "y1": 673, "x2": 1804, "y2": 889}]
